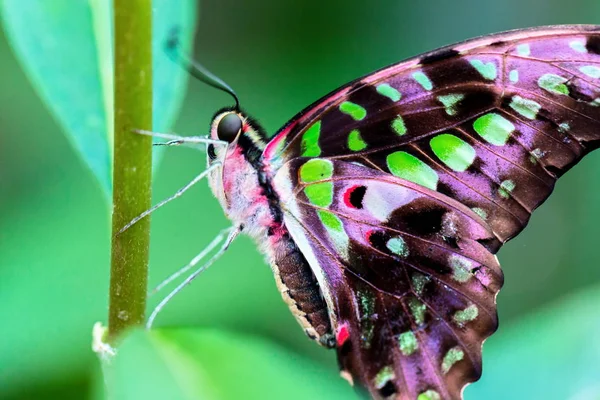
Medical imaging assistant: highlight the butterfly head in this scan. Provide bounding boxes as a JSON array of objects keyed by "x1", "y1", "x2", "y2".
[
  {"x1": 207, "y1": 107, "x2": 267, "y2": 162},
  {"x1": 206, "y1": 108, "x2": 269, "y2": 216}
]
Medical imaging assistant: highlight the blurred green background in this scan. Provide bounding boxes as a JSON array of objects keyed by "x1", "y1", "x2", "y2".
[{"x1": 2, "y1": 0, "x2": 600, "y2": 399}]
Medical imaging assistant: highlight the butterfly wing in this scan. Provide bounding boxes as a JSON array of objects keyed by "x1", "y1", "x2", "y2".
[
  {"x1": 264, "y1": 26, "x2": 600, "y2": 399},
  {"x1": 265, "y1": 25, "x2": 600, "y2": 250},
  {"x1": 274, "y1": 159, "x2": 501, "y2": 399}
]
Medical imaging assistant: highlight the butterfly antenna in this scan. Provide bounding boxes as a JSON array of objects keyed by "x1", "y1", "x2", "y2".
[
  {"x1": 117, "y1": 161, "x2": 222, "y2": 234},
  {"x1": 149, "y1": 227, "x2": 233, "y2": 296},
  {"x1": 146, "y1": 226, "x2": 241, "y2": 329},
  {"x1": 133, "y1": 129, "x2": 228, "y2": 147},
  {"x1": 165, "y1": 27, "x2": 240, "y2": 110}
]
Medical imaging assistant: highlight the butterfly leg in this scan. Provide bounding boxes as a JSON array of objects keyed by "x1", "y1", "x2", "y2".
[
  {"x1": 118, "y1": 161, "x2": 222, "y2": 234},
  {"x1": 149, "y1": 227, "x2": 234, "y2": 296},
  {"x1": 153, "y1": 139, "x2": 185, "y2": 147},
  {"x1": 146, "y1": 225, "x2": 241, "y2": 329}
]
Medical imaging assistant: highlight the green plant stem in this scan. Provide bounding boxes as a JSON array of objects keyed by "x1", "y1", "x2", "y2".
[{"x1": 108, "y1": 0, "x2": 152, "y2": 342}]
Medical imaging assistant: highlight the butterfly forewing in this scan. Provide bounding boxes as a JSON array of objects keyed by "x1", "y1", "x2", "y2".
[
  {"x1": 263, "y1": 26, "x2": 600, "y2": 399},
  {"x1": 266, "y1": 26, "x2": 600, "y2": 249}
]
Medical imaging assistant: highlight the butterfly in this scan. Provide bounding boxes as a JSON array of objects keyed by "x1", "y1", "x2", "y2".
[{"x1": 141, "y1": 25, "x2": 600, "y2": 400}]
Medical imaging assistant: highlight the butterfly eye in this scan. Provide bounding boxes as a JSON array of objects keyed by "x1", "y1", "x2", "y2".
[{"x1": 217, "y1": 113, "x2": 243, "y2": 142}]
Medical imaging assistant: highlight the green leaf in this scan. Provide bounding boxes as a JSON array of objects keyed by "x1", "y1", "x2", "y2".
[
  {"x1": 466, "y1": 285, "x2": 600, "y2": 399},
  {"x1": 101, "y1": 329, "x2": 357, "y2": 400},
  {"x1": 0, "y1": 0, "x2": 196, "y2": 196}
]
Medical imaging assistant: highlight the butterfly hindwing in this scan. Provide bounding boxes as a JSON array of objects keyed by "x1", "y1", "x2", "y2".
[{"x1": 274, "y1": 159, "x2": 501, "y2": 399}]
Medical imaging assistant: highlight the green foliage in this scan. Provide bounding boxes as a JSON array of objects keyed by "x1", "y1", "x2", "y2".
[
  {"x1": 0, "y1": 0, "x2": 196, "y2": 196},
  {"x1": 98, "y1": 329, "x2": 355, "y2": 400},
  {"x1": 467, "y1": 285, "x2": 600, "y2": 399}
]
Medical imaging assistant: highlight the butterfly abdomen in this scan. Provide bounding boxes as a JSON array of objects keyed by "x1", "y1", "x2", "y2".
[{"x1": 269, "y1": 230, "x2": 335, "y2": 347}]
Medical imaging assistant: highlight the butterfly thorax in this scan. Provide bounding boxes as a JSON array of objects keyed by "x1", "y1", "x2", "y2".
[{"x1": 207, "y1": 110, "x2": 334, "y2": 346}]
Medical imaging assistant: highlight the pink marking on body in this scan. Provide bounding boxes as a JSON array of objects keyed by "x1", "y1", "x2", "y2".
[
  {"x1": 336, "y1": 323, "x2": 350, "y2": 347},
  {"x1": 343, "y1": 185, "x2": 361, "y2": 208},
  {"x1": 266, "y1": 224, "x2": 287, "y2": 245},
  {"x1": 221, "y1": 146, "x2": 245, "y2": 196}
]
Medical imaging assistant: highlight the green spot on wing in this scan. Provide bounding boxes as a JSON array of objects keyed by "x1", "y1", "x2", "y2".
[
  {"x1": 304, "y1": 182, "x2": 333, "y2": 207},
  {"x1": 407, "y1": 297, "x2": 426, "y2": 325},
  {"x1": 558, "y1": 122, "x2": 571, "y2": 133},
  {"x1": 300, "y1": 121, "x2": 322, "y2": 157},
  {"x1": 472, "y1": 207, "x2": 488, "y2": 220},
  {"x1": 386, "y1": 237, "x2": 409, "y2": 257},
  {"x1": 442, "y1": 347, "x2": 464, "y2": 374},
  {"x1": 374, "y1": 366, "x2": 395, "y2": 389},
  {"x1": 412, "y1": 71, "x2": 433, "y2": 90},
  {"x1": 429, "y1": 133, "x2": 476, "y2": 172},
  {"x1": 418, "y1": 390, "x2": 441, "y2": 400},
  {"x1": 398, "y1": 331, "x2": 419, "y2": 356},
  {"x1": 473, "y1": 113, "x2": 515, "y2": 146},
  {"x1": 579, "y1": 65, "x2": 600, "y2": 78},
  {"x1": 449, "y1": 254, "x2": 472, "y2": 282},
  {"x1": 570, "y1": 40, "x2": 587, "y2": 53},
  {"x1": 509, "y1": 69, "x2": 519, "y2": 83},
  {"x1": 538, "y1": 73, "x2": 569, "y2": 95},
  {"x1": 386, "y1": 151, "x2": 438, "y2": 190},
  {"x1": 453, "y1": 304, "x2": 479, "y2": 326},
  {"x1": 516, "y1": 43, "x2": 530, "y2": 56},
  {"x1": 299, "y1": 158, "x2": 333, "y2": 183},
  {"x1": 347, "y1": 129, "x2": 367, "y2": 151},
  {"x1": 498, "y1": 179, "x2": 516, "y2": 198},
  {"x1": 437, "y1": 93, "x2": 464, "y2": 116},
  {"x1": 509, "y1": 96, "x2": 540, "y2": 120},
  {"x1": 339, "y1": 101, "x2": 366, "y2": 121},
  {"x1": 391, "y1": 115, "x2": 407, "y2": 135},
  {"x1": 357, "y1": 290, "x2": 376, "y2": 349},
  {"x1": 317, "y1": 210, "x2": 344, "y2": 233},
  {"x1": 411, "y1": 272, "x2": 430, "y2": 296},
  {"x1": 531, "y1": 148, "x2": 545, "y2": 161},
  {"x1": 469, "y1": 59, "x2": 497, "y2": 80},
  {"x1": 376, "y1": 83, "x2": 401, "y2": 102}
]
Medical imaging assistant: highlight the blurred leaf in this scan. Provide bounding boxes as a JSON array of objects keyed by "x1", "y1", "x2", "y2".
[
  {"x1": 466, "y1": 284, "x2": 600, "y2": 400},
  {"x1": 100, "y1": 328, "x2": 357, "y2": 400},
  {"x1": 0, "y1": 0, "x2": 196, "y2": 196}
]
